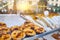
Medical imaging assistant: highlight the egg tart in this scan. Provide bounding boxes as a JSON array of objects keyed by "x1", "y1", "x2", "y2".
[
  {"x1": 0, "y1": 27, "x2": 2, "y2": 31},
  {"x1": 0, "y1": 32, "x2": 2, "y2": 37},
  {"x1": 24, "y1": 20, "x2": 31, "y2": 24},
  {"x1": 1, "y1": 27, "x2": 10, "y2": 34},
  {"x1": 24, "y1": 21, "x2": 35, "y2": 29},
  {"x1": 52, "y1": 33, "x2": 60, "y2": 39},
  {"x1": 31, "y1": 25, "x2": 40, "y2": 30},
  {"x1": 23, "y1": 28, "x2": 36, "y2": 36},
  {"x1": 10, "y1": 25, "x2": 19, "y2": 32},
  {"x1": 2, "y1": 34, "x2": 11, "y2": 40},
  {"x1": 11, "y1": 30, "x2": 25, "y2": 40},
  {"x1": 56, "y1": 38, "x2": 60, "y2": 40},
  {"x1": 19, "y1": 26, "x2": 25, "y2": 31},
  {"x1": 34, "y1": 27, "x2": 40, "y2": 30},
  {"x1": 0, "y1": 22, "x2": 7, "y2": 27},
  {"x1": 0, "y1": 31, "x2": 4, "y2": 40},
  {"x1": 35, "y1": 27, "x2": 45, "y2": 34}
]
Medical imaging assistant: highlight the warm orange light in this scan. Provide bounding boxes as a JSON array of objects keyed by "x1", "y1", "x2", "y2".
[{"x1": 17, "y1": 2, "x2": 31, "y2": 11}]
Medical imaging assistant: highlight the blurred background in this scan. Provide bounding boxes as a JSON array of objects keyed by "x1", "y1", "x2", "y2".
[{"x1": 0, "y1": 0, "x2": 60, "y2": 14}]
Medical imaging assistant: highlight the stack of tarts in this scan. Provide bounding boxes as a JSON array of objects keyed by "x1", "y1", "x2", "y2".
[
  {"x1": 0, "y1": 21, "x2": 45, "y2": 40},
  {"x1": 0, "y1": 22, "x2": 11, "y2": 40}
]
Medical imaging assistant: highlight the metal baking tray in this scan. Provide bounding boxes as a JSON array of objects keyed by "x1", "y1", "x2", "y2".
[
  {"x1": 23, "y1": 27, "x2": 60, "y2": 40},
  {"x1": 23, "y1": 15, "x2": 60, "y2": 29},
  {"x1": 43, "y1": 29, "x2": 60, "y2": 40},
  {"x1": 0, "y1": 14, "x2": 26, "y2": 27},
  {"x1": 0, "y1": 14, "x2": 60, "y2": 40},
  {"x1": 28, "y1": 29, "x2": 60, "y2": 40},
  {"x1": 19, "y1": 15, "x2": 60, "y2": 40}
]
